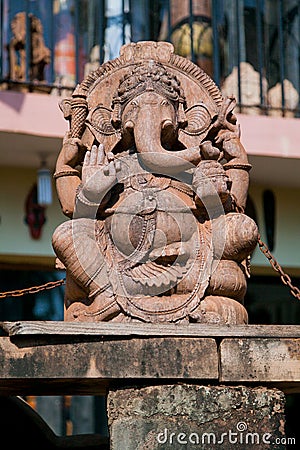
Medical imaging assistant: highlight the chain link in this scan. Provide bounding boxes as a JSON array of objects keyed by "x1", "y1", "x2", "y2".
[
  {"x1": 231, "y1": 195, "x2": 300, "y2": 301},
  {"x1": 0, "y1": 278, "x2": 66, "y2": 299},
  {"x1": 258, "y1": 235, "x2": 300, "y2": 300}
]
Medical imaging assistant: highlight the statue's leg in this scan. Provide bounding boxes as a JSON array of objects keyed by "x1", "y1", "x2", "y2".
[
  {"x1": 221, "y1": 212, "x2": 259, "y2": 261},
  {"x1": 206, "y1": 212, "x2": 258, "y2": 301},
  {"x1": 206, "y1": 259, "x2": 247, "y2": 301},
  {"x1": 189, "y1": 212, "x2": 258, "y2": 324},
  {"x1": 64, "y1": 289, "x2": 121, "y2": 322},
  {"x1": 189, "y1": 295, "x2": 248, "y2": 324},
  {"x1": 52, "y1": 218, "x2": 121, "y2": 321},
  {"x1": 52, "y1": 218, "x2": 107, "y2": 295}
]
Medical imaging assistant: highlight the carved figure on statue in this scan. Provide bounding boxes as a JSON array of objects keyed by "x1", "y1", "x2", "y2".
[{"x1": 52, "y1": 41, "x2": 258, "y2": 324}]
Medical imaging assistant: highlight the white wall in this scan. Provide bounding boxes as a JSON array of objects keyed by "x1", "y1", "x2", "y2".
[
  {"x1": 0, "y1": 167, "x2": 66, "y2": 258},
  {"x1": 249, "y1": 184, "x2": 300, "y2": 269}
]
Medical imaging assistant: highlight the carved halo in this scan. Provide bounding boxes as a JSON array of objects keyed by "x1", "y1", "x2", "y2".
[{"x1": 70, "y1": 41, "x2": 224, "y2": 151}]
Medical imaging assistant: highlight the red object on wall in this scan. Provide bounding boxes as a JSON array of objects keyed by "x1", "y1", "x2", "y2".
[{"x1": 24, "y1": 183, "x2": 46, "y2": 239}]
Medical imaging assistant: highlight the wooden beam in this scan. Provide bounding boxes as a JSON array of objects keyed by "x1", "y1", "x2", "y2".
[{"x1": 2, "y1": 321, "x2": 300, "y2": 338}]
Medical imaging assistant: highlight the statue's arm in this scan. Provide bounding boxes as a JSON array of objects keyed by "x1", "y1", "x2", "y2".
[
  {"x1": 54, "y1": 133, "x2": 83, "y2": 218},
  {"x1": 74, "y1": 144, "x2": 120, "y2": 219},
  {"x1": 55, "y1": 139, "x2": 121, "y2": 219},
  {"x1": 210, "y1": 97, "x2": 252, "y2": 211},
  {"x1": 217, "y1": 129, "x2": 251, "y2": 211}
]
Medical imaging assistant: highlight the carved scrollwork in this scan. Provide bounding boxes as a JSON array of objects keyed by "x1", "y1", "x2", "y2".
[
  {"x1": 86, "y1": 105, "x2": 116, "y2": 136},
  {"x1": 182, "y1": 103, "x2": 214, "y2": 136}
]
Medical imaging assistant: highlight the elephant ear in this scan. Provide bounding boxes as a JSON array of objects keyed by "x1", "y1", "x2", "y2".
[
  {"x1": 85, "y1": 105, "x2": 121, "y2": 151},
  {"x1": 59, "y1": 97, "x2": 72, "y2": 120},
  {"x1": 178, "y1": 103, "x2": 215, "y2": 148}
]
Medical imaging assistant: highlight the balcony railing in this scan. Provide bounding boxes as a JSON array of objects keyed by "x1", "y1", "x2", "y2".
[{"x1": 1, "y1": 0, "x2": 299, "y2": 117}]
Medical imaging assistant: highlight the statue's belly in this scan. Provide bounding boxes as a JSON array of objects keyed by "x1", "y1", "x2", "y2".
[
  {"x1": 100, "y1": 188, "x2": 212, "y2": 319},
  {"x1": 105, "y1": 188, "x2": 198, "y2": 259}
]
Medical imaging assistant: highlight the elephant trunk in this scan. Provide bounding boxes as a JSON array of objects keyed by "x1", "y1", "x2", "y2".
[{"x1": 133, "y1": 112, "x2": 201, "y2": 175}]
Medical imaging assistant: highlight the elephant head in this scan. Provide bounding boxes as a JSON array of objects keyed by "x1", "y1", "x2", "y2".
[{"x1": 86, "y1": 60, "x2": 216, "y2": 174}]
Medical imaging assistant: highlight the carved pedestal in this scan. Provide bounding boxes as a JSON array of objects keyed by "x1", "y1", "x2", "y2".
[{"x1": 1, "y1": 322, "x2": 299, "y2": 449}]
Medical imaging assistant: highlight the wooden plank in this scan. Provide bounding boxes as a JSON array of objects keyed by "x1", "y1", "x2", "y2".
[
  {"x1": 220, "y1": 338, "x2": 300, "y2": 384},
  {"x1": 0, "y1": 336, "x2": 218, "y2": 395},
  {"x1": 2, "y1": 321, "x2": 300, "y2": 338}
]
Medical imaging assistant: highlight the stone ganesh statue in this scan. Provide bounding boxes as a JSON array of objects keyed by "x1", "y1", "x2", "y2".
[{"x1": 52, "y1": 42, "x2": 258, "y2": 324}]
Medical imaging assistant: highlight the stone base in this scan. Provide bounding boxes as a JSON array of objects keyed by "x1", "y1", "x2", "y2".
[{"x1": 108, "y1": 384, "x2": 286, "y2": 449}]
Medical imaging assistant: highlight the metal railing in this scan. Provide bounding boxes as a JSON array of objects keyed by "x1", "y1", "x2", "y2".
[{"x1": 0, "y1": 0, "x2": 299, "y2": 116}]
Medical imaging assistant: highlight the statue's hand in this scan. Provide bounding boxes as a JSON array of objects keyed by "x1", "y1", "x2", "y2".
[
  {"x1": 215, "y1": 129, "x2": 247, "y2": 162},
  {"x1": 81, "y1": 144, "x2": 120, "y2": 203},
  {"x1": 193, "y1": 160, "x2": 232, "y2": 207}
]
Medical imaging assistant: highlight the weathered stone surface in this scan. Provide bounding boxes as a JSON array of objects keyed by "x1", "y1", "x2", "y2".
[
  {"x1": 107, "y1": 384, "x2": 286, "y2": 449},
  {"x1": 220, "y1": 338, "x2": 300, "y2": 383},
  {"x1": 0, "y1": 336, "x2": 218, "y2": 395},
  {"x1": 1, "y1": 324, "x2": 300, "y2": 395}
]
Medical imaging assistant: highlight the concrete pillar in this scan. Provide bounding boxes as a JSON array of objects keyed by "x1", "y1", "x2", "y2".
[{"x1": 107, "y1": 384, "x2": 286, "y2": 449}]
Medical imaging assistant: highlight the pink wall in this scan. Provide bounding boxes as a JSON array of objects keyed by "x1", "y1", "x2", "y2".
[
  {"x1": 0, "y1": 91, "x2": 67, "y2": 137},
  {"x1": 1, "y1": 91, "x2": 300, "y2": 160},
  {"x1": 238, "y1": 114, "x2": 300, "y2": 159}
]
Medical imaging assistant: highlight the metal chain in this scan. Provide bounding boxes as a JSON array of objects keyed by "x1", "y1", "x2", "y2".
[
  {"x1": 231, "y1": 195, "x2": 300, "y2": 301},
  {"x1": 0, "y1": 278, "x2": 66, "y2": 299},
  {"x1": 258, "y1": 234, "x2": 300, "y2": 300}
]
